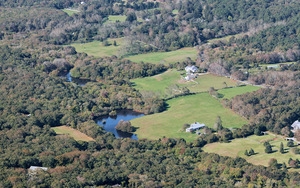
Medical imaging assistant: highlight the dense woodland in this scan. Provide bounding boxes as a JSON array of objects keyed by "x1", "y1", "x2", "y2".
[{"x1": 0, "y1": 0, "x2": 299, "y2": 187}]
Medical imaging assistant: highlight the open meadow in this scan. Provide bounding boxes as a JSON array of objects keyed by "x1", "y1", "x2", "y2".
[
  {"x1": 203, "y1": 134, "x2": 300, "y2": 172},
  {"x1": 69, "y1": 38, "x2": 124, "y2": 57},
  {"x1": 131, "y1": 93, "x2": 248, "y2": 142},
  {"x1": 62, "y1": 9, "x2": 80, "y2": 16},
  {"x1": 187, "y1": 74, "x2": 237, "y2": 93},
  {"x1": 218, "y1": 85, "x2": 261, "y2": 99},
  {"x1": 132, "y1": 71, "x2": 257, "y2": 98},
  {"x1": 132, "y1": 70, "x2": 193, "y2": 96},
  {"x1": 52, "y1": 126, "x2": 95, "y2": 142},
  {"x1": 125, "y1": 47, "x2": 197, "y2": 64}
]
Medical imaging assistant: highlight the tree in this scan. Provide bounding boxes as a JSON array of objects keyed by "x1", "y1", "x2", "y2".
[
  {"x1": 287, "y1": 141, "x2": 294, "y2": 147},
  {"x1": 126, "y1": 12, "x2": 137, "y2": 22},
  {"x1": 113, "y1": 40, "x2": 117, "y2": 46},
  {"x1": 249, "y1": 148, "x2": 254, "y2": 155},
  {"x1": 282, "y1": 162, "x2": 287, "y2": 171},
  {"x1": 265, "y1": 144, "x2": 272, "y2": 154},
  {"x1": 244, "y1": 150, "x2": 249, "y2": 156},
  {"x1": 214, "y1": 116, "x2": 223, "y2": 131},
  {"x1": 269, "y1": 158, "x2": 278, "y2": 169},
  {"x1": 280, "y1": 142, "x2": 284, "y2": 154}
]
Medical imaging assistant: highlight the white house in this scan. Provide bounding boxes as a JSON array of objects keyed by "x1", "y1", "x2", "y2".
[
  {"x1": 291, "y1": 120, "x2": 300, "y2": 132},
  {"x1": 186, "y1": 122, "x2": 205, "y2": 132},
  {"x1": 185, "y1": 66, "x2": 198, "y2": 73},
  {"x1": 185, "y1": 73, "x2": 196, "y2": 80}
]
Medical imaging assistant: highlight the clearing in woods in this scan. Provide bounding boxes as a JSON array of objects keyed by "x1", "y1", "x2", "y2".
[
  {"x1": 203, "y1": 134, "x2": 300, "y2": 172},
  {"x1": 131, "y1": 93, "x2": 248, "y2": 142},
  {"x1": 52, "y1": 126, "x2": 95, "y2": 142}
]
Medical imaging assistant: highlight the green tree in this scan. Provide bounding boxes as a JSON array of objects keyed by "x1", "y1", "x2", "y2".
[
  {"x1": 265, "y1": 145, "x2": 272, "y2": 154},
  {"x1": 249, "y1": 148, "x2": 254, "y2": 155},
  {"x1": 244, "y1": 150, "x2": 249, "y2": 156},
  {"x1": 126, "y1": 12, "x2": 137, "y2": 22},
  {"x1": 214, "y1": 116, "x2": 223, "y2": 131},
  {"x1": 113, "y1": 40, "x2": 117, "y2": 46},
  {"x1": 280, "y1": 142, "x2": 284, "y2": 154}
]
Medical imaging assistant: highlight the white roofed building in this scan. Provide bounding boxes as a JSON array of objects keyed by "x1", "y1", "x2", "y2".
[
  {"x1": 291, "y1": 120, "x2": 300, "y2": 132},
  {"x1": 186, "y1": 122, "x2": 205, "y2": 132},
  {"x1": 185, "y1": 66, "x2": 199, "y2": 73}
]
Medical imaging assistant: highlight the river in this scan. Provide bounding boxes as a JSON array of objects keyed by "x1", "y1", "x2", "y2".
[{"x1": 96, "y1": 110, "x2": 144, "y2": 140}]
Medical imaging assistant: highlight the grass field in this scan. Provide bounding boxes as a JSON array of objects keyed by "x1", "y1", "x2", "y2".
[
  {"x1": 132, "y1": 71, "x2": 244, "y2": 97},
  {"x1": 69, "y1": 38, "x2": 124, "y2": 57},
  {"x1": 203, "y1": 134, "x2": 300, "y2": 172},
  {"x1": 52, "y1": 126, "x2": 95, "y2": 142},
  {"x1": 125, "y1": 47, "x2": 197, "y2": 64},
  {"x1": 132, "y1": 70, "x2": 193, "y2": 96},
  {"x1": 131, "y1": 93, "x2": 248, "y2": 142},
  {"x1": 218, "y1": 85, "x2": 261, "y2": 99},
  {"x1": 187, "y1": 74, "x2": 237, "y2": 93},
  {"x1": 62, "y1": 9, "x2": 80, "y2": 16},
  {"x1": 107, "y1": 15, "x2": 127, "y2": 22}
]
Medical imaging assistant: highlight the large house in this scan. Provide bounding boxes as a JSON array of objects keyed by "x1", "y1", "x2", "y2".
[
  {"x1": 291, "y1": 120, "x2": 300, "y2": 132},
  {"x1": 185, "y1": 66, "x2": 199, "y2": 73},
  {"x1": 186, "y1": 122, "x2": 205, "y2": 132}
]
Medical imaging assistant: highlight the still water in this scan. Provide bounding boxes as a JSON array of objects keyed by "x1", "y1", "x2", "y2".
[{"x1": 96, "y1": 110, "x2": 144, "y2": 140}]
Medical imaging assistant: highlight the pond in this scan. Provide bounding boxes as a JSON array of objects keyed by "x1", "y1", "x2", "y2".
[
  {"x1": 96, "y1": 110, "x2": 144, "y2": 140},
  {"x1": 61, "y1": 71, "x2": 90, "y2": 86}
]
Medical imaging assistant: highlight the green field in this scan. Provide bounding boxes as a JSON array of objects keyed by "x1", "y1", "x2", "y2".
[
  {"x1": 125, "y1": 47, "x2": 197, "y2": 64},
  {"x1": 203, "y1": 134, "x2": 300, "y2": 172},
  {"x1": 106, "y1": 15, "x2": 127, "y2": 22},
  {"x1": 218, "y1": 85, "x2": 261, "y2": 99},
  {"x1": 187, "y1": 74, "x2": 237, "y2": 93},
  {"x1": 131, "y1": 93, "x2": 248, "y2": 142},
  {"x1": 132, "y1": 70, "x2": 193, "y2": 96},
  {"x1": 69, "y1": 38, "x2": 124, "y2": 57},
  {"x1": 62, "y1": 9, "x2": 80, "y2": 16},
  {"x1": 52, "y1": 126, "x2": 95, "y2": 142},
  {"x1": 132, "y1": 71, "x2": 242, "y2": 97}
]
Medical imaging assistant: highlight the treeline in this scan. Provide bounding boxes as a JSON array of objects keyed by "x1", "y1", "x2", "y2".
[
  {"x1": 226, "y1": 88, "x2": 300, "y2": 136},
  {"x1": 70, "y1": 56, "x2": 167, "y2": 82}
]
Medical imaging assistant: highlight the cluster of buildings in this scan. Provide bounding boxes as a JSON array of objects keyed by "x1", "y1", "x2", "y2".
[{"x1": 184, "y1": 66, "x2": 199, "y2": 80}]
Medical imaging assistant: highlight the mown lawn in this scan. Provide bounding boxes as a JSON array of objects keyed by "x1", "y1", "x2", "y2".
[
  {"x1": 131, "y1": 93, "x2": 248, "y2": 142},
  {"x1": 218, "y1": 85, "x2": 261, "y2": 99},
  {"x1": 62, "y1": 9, "x2": 80, "y2": 16},
  {"x1": 132, "y1": 70, "x2": 193, "y2": 96},
  {"x1": 132, "y1": 72, "x2": 243, "y2": 97},
  {"x1": 69, "y1": 38, "x2": 124, "y2": 57},
  {"x1": 125, "y1": 47, "x2": 197, "y2": 64},
  {"x1": 203, "y1": 134, "x2": 300, "y2": 172},
  {"x1": 52, "y1": 126, "x2": 95, "y2": 142},
  {"x1": 187, "y1": 74, "x2": 237, "y2": 93}
]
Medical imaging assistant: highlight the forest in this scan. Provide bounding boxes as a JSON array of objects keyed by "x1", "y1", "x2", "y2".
[{"x1": 0, "y1": 0, "x2": 299, "y2": 187}]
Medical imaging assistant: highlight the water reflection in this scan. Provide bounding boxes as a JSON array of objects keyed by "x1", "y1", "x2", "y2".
[
  {"x1": 61, "y1": 71, "x2": 89, "y2": 86},
  {"x1": 96, "y1": 110, "x2": 144, "y2": 140}
]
